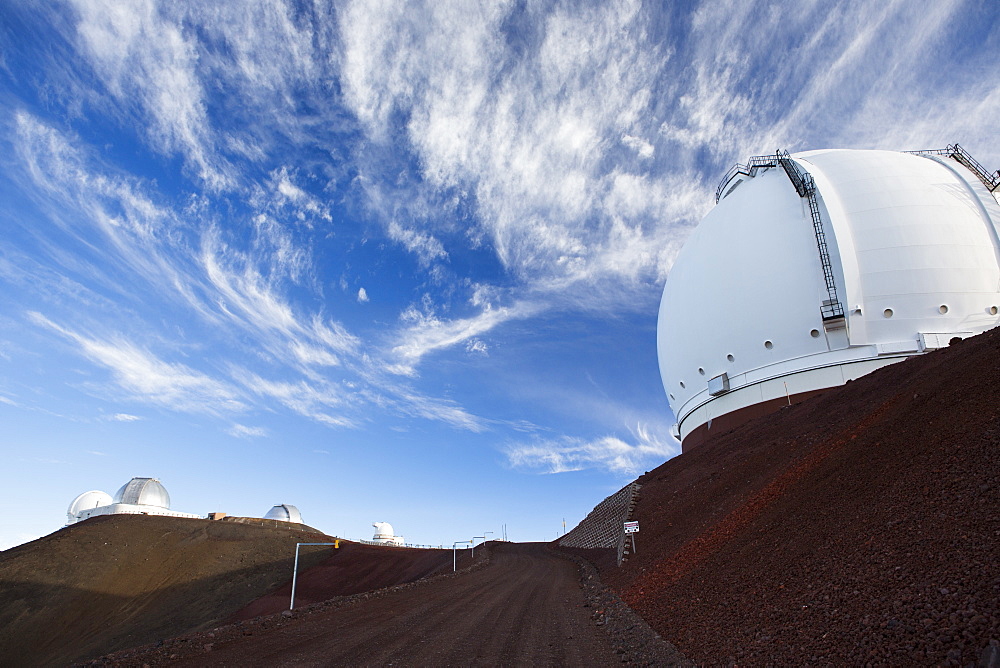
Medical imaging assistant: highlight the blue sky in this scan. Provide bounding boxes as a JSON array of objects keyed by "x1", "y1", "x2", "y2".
[{"x1": 1, "y1": 0, "x2": 998, "y2": 550}]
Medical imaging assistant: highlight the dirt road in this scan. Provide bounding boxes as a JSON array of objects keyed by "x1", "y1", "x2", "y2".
[{"x1": 142, "y1": 542, "x2": 619, "y2": 666}]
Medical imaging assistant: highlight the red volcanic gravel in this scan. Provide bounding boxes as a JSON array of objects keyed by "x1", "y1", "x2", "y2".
[{"x1": 598, "y1": 327, "x2": 1000, "y2": 665}]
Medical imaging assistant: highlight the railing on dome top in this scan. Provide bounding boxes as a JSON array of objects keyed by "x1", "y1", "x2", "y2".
[
  {"x1": 357, "y1": 538, "x2": 449, "y2": 549},
  {"x1": 715, "y1": 150, "x2": 845, "y2": 322},
  {"x1": 715, "y1": 153, "x2": 782, "y2": 203},
  {"x1": 906, "y1": 143, "x2": 1000, "y2": 192}
]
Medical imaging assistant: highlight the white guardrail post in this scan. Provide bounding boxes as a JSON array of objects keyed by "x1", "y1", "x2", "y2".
[
  {"x1": 290, "y1": 542, "x2": 339, "y2": 610},
  {"x1": 452, "y1": 540, "x2": 472, "y2": 571}
]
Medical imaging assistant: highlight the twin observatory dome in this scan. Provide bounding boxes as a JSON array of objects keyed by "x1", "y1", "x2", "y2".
[{"x1": 659, "y1": 146, "x2": 1000, "y2": 450}]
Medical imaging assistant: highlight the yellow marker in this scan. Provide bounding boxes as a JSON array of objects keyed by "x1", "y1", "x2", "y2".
[{"x1": 334, "y1": 539, "x2": 340, "y2": 548}]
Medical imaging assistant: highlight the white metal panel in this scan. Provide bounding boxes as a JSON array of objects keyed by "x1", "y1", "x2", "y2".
[{"x1": 658, "y1": 166, "x2": 830, "y2": 417}]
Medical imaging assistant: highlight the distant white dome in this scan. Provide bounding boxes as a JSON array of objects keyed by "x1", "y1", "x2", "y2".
[
  {"x1": 264, "y1": 504, "x2": 302, "y2": 524},
  {"x1": 113, "y1": 478, "x2": 170, "y2": 509},
  {"x1": 67, "y1": 490, "x2": 113, "y2": 524},
  {"x1": 372, "y1": 521, "x2": 395, "y2": 540}
]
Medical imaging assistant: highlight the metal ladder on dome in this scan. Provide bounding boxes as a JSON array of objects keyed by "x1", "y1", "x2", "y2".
[
  {"x1": 775, "y1": 151, "x2": 845, "y2": 323},
  {"x1": 715, "y1": 150, "x2": 846, "y2": 324}
]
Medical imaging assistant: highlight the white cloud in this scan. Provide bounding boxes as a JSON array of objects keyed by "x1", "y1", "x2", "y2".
[
  {"x1": 338, "y1": 0, "x2": 687, "y2": 294},
  {"x1": 383, "y1": 386, "x2": 488, "y2": 433},
  {"x1": 231, "y1": 367, "x2": 357, "y2": 428},
  {"x1": 465, "y1": 339, "x2": 487, "y2": 356},
  {"x1": 336, "y1": 0, "x2": 1000, "y2": 310},
  {"x1": 10, "y1": 0, "x2": 995, "y2": 457},
  {"x1": 506, "y1": 423, "x2": 679, "y2": 475},
  {"x1": 227, "y1": 424, "x2": 268, "y2": 438},
  {"x1": 622, "y1": 134, "x2": 654, "y2": 159},
  {"x1": 110, "y1": 413, "x2": 143, "y2": 422},
  {"x1": 29, "y1": 311, "x2": 245, "y2": 415},
  {"x1": 290, "y1": 342, "x2": 342, "y2": 368},
  {"x1": 389, "y1": 298, "x2": 540, "y2": 373},
  {"x1": 386, "y1": 221, "x2": 448, "y2": 268},
  {"x1": 12, "y1": 112, "x2": 210, "y2": 316},
  {"x1": 199, "y1": 227, "x2": 361, "y2": 372},
  {"x1": 70, "y1": 0, "x2": 233, "y2": 188}
]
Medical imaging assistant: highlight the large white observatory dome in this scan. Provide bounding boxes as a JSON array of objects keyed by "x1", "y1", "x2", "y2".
[
  {"x1": 264, "y1": 504, "x2": 302, "y2": 524},
  {"x1": 113, "y1": 477, "x2": 171, "y2": 509},
  {"x1": 659, "y1": 145, "x2": 1000, "y2": 450}
]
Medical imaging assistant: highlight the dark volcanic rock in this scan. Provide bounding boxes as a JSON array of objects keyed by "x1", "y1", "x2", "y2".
[{"x1": 598, "y1": 326, "x2": 1000, "y2": 666}]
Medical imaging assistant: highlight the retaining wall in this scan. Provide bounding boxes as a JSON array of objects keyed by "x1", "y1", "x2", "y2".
[{"x1": 558, "y1": 482, "x2": 640, "y2": 565}]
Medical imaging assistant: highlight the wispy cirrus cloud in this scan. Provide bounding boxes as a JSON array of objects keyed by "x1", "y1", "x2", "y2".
[
  {"x1": 7, "y1": 0, "x2": 995, "y2": 484},
  {"x1": 382, "y1": 385, "x2": 488, "y2": 433},
  {"x1": 197, "y1": 219, "x2": 363, "y2": 375},
  {"x1": 109, "y1": 413, "x2": 143, "y2": 422},
  {"x1": 13, "y1": 112, "x2": 360, "y2": 372},
  {"x1": 338, "y1": 0, "x2": 687, "y2": 291},
  {"x1": 29, "y1": 311, "x2": 246, "y2": 416},
  {"x1": 664, "y1": 0, "x2": 999, "y2": 162},
  {"x1": 71, "y1": 0, "x2": 232, "y2": 189},
  {"x1": 388, "y1": 296, "x2": 541, "y2": 375},
  {"x1": 9, "y1": 112, "x2": 491, "y2": 433},
  {"x1": 337, "y1": 0, "x2": 1000, "y2": 293},
  {"x1": 327, "y1": 0, "x2": 1000, "y2": 374},
  {"x1": 227, "y1": 423, "x2": 268, "y2": 438},
  {"x1": 506, "y1": 423, "x2": 679, "y2": 475},
  {"x1": 11, "y1": 112, "x2": 207, "y2": 312},
  {"x1": 230, "y1": 367, "x2": 357, "y2": 428}
]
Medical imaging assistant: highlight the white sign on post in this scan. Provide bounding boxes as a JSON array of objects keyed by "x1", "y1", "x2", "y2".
[{"x1": 624, "y1": 521, "x2": 639, "y2": 534}]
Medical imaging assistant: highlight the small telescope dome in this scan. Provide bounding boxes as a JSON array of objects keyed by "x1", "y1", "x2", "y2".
[
  {"x1": 67, "y1": 490, "x2": 113, "y2": 524},
  {"x1": 113, "y1": 477, "x2": 170, "y2": 509},
  {"x1": 264, "y1": 504, "x2": 303, "y2": 524},
  {"x1": 372, "y1": 521, "x2": 395, "y2": 540}
]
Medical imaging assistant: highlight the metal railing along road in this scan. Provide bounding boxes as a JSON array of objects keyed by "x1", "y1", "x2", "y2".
[{"x1": 356, "y1": 539, "x2": 450, "y2": 549}]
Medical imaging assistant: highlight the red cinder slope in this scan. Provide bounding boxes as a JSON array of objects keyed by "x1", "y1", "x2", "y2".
[{"x1": 604, "y1": 327, "x2": 1000, "y2": 665}]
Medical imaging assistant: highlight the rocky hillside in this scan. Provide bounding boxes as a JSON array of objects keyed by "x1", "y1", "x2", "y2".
[
  {"x1": 0, "y1": 515, "x2": 453, "y2": 666},
  {"x1": 597, "y1": 327, "x2": 1000, "y2": 665}
]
